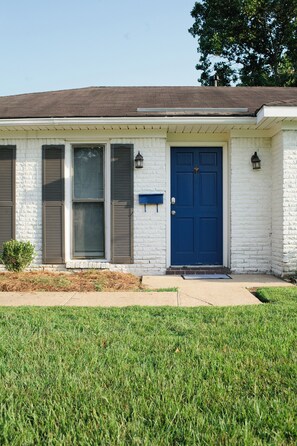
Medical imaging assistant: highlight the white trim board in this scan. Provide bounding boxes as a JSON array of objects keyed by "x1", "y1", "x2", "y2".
[{"x1": 0, "y1": 116, "x2": 257, "y2": 127}]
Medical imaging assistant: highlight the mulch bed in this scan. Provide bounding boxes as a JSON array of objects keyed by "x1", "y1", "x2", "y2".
[{"x1": 0, "y1": 270, "x2": 141, "y2": 292}]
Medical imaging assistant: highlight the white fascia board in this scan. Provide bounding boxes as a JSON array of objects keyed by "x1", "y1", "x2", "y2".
[
  {"x1": 257, "y1": 106, "x2": 297, "y2": 124},
  {"x1": 0, "y1": 116, "x2": 256, "y2": 128}
]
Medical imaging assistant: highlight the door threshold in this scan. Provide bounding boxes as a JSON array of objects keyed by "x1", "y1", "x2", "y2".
[{"x1": 166, "y1": 266, "x2": 231, "y2": 275}]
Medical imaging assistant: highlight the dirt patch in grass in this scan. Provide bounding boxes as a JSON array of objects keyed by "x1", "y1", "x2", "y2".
[{"x1": 0, "y1": 270, "x2": 141, "y2": 292}]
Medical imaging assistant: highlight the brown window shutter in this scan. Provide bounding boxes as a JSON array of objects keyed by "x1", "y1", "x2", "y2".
[
  {"x1": 0, "y1": 146, "x2": 16, "y2": 251},
  {"x1": 42, "y1": 145, "x2": 65, "y2": 263},
  {"x1": 111, "y1": 144, "x2": 134, "y2": 264}
]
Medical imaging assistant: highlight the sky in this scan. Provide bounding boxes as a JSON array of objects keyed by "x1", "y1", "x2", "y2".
[{"x1": 0, "y1": 0, "x2": 199, "y2": 96}]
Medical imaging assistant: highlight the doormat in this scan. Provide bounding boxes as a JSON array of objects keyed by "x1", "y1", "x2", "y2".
[{"x1": 182, "y1": 274, "x2": 232, "y2": 280}]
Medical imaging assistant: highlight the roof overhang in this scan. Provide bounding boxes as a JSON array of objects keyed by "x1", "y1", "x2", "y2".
[
  {"x1": 0, "y1": 112, "x2": 296, "y2": 134},
  {"x1": 257, "y1": 106, "x2": 297, "y2": 124},
  {"x1": 0, "y1": 116, "x2": 256, "y2": 129}
]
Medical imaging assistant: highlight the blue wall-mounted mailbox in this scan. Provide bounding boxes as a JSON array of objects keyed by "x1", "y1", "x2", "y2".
[{"x1": 139, "y1": 193, "x2": 164, "y2": 212}]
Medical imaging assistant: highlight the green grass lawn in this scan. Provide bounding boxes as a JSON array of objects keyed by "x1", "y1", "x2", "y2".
[{"x1": 0, "y1": 288, "x2": 296, "y2": 445}]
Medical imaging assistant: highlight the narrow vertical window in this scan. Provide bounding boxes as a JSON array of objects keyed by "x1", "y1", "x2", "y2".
[{"x1": 73, "y1": 146, "x2": 104, "y2": 258}]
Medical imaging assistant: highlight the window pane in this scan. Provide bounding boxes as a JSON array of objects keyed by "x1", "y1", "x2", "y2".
[
  {"x1": 73, "y1": 203, "x2": 104, "y2": 257},
  {"x1": 74, "y1": 147, "x2": 104, "y2": 199}
]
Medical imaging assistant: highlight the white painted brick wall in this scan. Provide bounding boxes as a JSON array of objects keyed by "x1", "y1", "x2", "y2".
[
  {"x1": 282, "y1": 130, "x2": 297, "y2": 274},
  {"x1": 15, "y1": 139, "x2": 43, "y2": 265},
  {"x1": 0, "y1": 136, "x2": 167, "y2": 275},
  {"x1": 230, "y1": 137, "x2": 272, "y2": 273},
  {"x1": 0, "y1": 137, "x2": 67, "y2": 272},
  {"x1": 271, "y1": 132, "x2": 284, "y2": 275},
  {"x1": 2, "y1": 130, "x2": 296, "y2": 276},
  {"x1": 132, "y1": 138, "x2": 167, "y2": 274},
  {"x1": 0, "y1": 138, "x2": 42, "y2": 270}
]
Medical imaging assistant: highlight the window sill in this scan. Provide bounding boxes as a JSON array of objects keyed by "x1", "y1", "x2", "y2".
[{"x1": 66, "y1": 259, "x2": 110, "y2": 269}]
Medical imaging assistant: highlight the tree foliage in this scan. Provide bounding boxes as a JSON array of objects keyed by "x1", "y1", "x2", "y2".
[{"x1": 189, "y1": 0, "x2": 297, "y2": 86}]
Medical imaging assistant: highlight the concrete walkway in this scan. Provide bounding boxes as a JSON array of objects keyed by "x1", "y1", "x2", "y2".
[
  {"x1": 143, "y1": 274, "x2": 291, "y2": 307},
  {"x1": 0, "y1": 274, "x2": 291, "y2": 307}
]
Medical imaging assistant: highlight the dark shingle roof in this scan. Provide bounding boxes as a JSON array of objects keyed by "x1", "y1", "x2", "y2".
[
  {"x1": 262, "y1": 98, "x2": 297, "y2": 107},
  {"x1": 0, "y1": 86, "x2": 296, "y2": 119}
]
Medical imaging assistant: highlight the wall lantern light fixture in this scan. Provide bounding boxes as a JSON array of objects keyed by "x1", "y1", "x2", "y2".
[
  {"x1": 135, "y1": 151, "x2": 144, "y2": 168},
  {"x1": 251, "y1": 151, "x2": 261, "y2": 170}
]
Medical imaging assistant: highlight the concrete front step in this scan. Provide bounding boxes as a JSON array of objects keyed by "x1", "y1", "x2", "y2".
[{"x1": 166, "y1": 266, "x2": 231, "y2": 275}]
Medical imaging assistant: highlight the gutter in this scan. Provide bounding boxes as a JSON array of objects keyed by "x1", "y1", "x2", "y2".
[{"x1": 0, "y1": 116, "x2": 257, "y2": 127}]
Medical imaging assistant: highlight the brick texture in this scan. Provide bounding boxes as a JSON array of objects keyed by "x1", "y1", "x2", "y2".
[
  {"x1": 271, "y1": 132, "x2": 284, "y2": 275},
  {"x1": 230, "y1": 137, "x2": 272, "y2": 273},
  {"x1": 282, "y1": 130, "x2": 297, "y2": 274},
  {"x1": 1, "y1": 130, "x2": 297, "y2": 276}
]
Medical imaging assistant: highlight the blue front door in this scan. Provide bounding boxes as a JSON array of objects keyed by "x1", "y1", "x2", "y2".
[{"x1": 171, "y1": 147, "x2": 223, "y2": 265}]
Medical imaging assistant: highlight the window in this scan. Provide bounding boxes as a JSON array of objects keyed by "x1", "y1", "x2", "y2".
[{"x1": 72, "y1": 145, "x2": 105, "y2": 258}]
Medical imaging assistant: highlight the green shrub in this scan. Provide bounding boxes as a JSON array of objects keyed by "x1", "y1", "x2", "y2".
[{"x1": 1, "y1": 240, "x2": 35, "y2": 272}]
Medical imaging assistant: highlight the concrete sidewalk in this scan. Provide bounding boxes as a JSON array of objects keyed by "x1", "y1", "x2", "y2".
[
  {"x1": 143, "y1": 274, "x2": 291, "y2": 307},
  {"x1": 0, "y1": 274, "x2": 292, "y2": 307}
]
